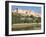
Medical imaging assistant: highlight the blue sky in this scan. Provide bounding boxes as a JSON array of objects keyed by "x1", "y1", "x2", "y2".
[{"x1": 11, "y1": 5, "x2": 41, "y2": 13}]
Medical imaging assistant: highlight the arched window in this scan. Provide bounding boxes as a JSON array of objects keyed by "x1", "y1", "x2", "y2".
[{"x1": 26, "y1": 12, "x2": 28, "y2": 14}]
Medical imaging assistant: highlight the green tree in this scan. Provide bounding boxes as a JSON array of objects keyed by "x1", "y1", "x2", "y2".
[{"x1": 30, "y1": 15, "x2": 34, "y2": 18}]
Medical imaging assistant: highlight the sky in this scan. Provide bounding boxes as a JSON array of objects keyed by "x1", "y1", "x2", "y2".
[{"x1": 11, "y1": 5, "x2": 41, "y2": 13}]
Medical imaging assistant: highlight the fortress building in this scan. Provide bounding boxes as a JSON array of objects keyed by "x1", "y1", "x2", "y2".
[{"x1": 12, "y1": 8, "x2": 41, "y2": 17}]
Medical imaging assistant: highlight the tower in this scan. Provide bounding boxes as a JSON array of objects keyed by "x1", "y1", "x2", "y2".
[{"x1": 16, "y1": 8, "x2": 18, "y2": 13}]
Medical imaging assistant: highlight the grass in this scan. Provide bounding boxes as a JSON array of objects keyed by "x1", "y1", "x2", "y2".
[{"x1": 12, "y1": 23, "x2": 41, "y2": 31}]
